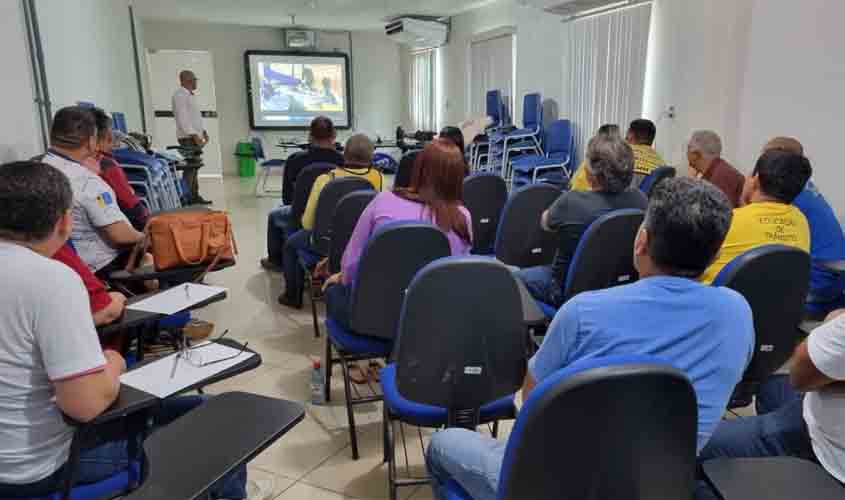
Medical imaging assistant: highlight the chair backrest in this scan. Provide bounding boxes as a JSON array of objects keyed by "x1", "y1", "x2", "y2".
[
  {"x1": 639, "y1": 166, "x2": 676, "y2": 197},
  {"x1": 494, "y1": 183, "x2": 560, "y2": 267},
  {"x1": 498, "y1": 355, "x2": 697, "y2": 500},
  {"x1": 112, "y1": 112, "x2": 128, "y2": 133},
  {"x1": 522, "y1": 93, "x2": 542, "y2": 130},
  {"x1": 290, "y1": 163, "x2": 335, "y2": 225},
  {"x1": 544, "y1": 119, "x2": 573, "y2": 158},
  {"x1": 372, "y1": 152, "x2": 399, "y2": 173},
  {"x1": 712, "y1": 244, "x2": 811, "y2": 388},
  {"x1": 250, "y1": 136, "x2": 266, "y2": 160},
  {"x1": 563, "y1": 209, "x2": 645, "y2": 302},
  {"x1": 311, "y1": 177, "x2": 375, "y2": 256},
  {"x1": 394, "y1": 257, "x2": 526, "y2": 421},
  {"x1": 486, "y1": 90, "x2": 504, "y2": 127},
  {"x1": 328, "y1": 190, "x2": 377, "y2": 273},
  {"x1": 463, "y1": 173, "x2": 508, "y2": 254},
  {"x1": 395, "y1": 151, "x2": 420, "y2": 189},
  {"x1": 348, "y1": 222, "x2": 451, "y2": 339}
]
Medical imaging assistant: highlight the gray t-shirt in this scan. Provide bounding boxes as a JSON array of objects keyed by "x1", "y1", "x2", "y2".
[
  {"x1": 805, "y1": 315, "x2": 845, "y2": 482},
  {"x1": 547, "y1": 188, "x2": 648, "y2": 290},
  {"x1": 0, "y1": 242, "x2": 106, "y2": 484},
  {"x1": 43, "y1": 152, "x2": 128, "y2": 271}
]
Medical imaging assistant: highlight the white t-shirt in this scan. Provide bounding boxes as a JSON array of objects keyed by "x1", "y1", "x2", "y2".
[
  {"x1": 172, "y1": 86, "x2": 204, "y2": 138},
  {"x1": 804, "y1": 314, "x2": 845, "y2": 482},
  {"x1": 43, "y1": 151, "x2": 128, "y2": 271},
  {"x1": 0, "y1": 242, "x2": 106, "y2": 484}
]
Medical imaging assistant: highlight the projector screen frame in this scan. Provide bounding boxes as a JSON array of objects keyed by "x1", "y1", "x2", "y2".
[{"x1": 244, "y1": 49, "x2": 353, "y2": 131}]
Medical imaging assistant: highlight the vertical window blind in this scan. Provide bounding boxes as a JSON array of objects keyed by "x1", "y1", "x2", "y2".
[
  {"x1": 469, "y1": 34, "x2": 514, "y2": 120},
  {"x1": 567, "y1": 3, "x2": 652, "y2": 162},
  {"x1": 409, "y1": 48, "x2": 437, "y2": 131}
]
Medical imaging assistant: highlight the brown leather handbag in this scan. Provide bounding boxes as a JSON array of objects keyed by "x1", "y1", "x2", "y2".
[{"x1": 129, "y1": 209, "x2": 238, "y2": 274}]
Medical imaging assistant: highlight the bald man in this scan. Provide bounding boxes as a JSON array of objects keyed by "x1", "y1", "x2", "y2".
[{"x1": 172, "y1": 70, "x2": 211, "y2": 205}]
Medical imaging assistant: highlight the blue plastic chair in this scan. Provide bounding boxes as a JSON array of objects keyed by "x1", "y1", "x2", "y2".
[
  {"x1": 252, "y1": 137, "x2": 285, "y2": 196},
  {"x1": 323, "y1": 222, "x2": 451, "y2": 460},
  {"x1": 111, "y1": 112, "x2": 128, "y2": 134},
  {"x1": 711, "y1": 244, "x2": 810, "y2": 409},
  {"x1": 488, "y1": 93, "x2": 544, "y2": 176},
  {"x1": 639, "y1": 166, "x2": 676, "y2": 197},
  {"x1": 510, "y1": 119, "x2": 573, "y2": 190},
  {"x1": 383, "y1": 257, "x2": 524, "y2": 500},
  {"x1": 534, "y1": 209, "x2": 644, "y2": 318},
  {"x1": 442, "y1": 355, "x2": 697, "y2": 500},
  {"x1": 469, "y1": 90, "x2": 508, "y2": 171}
]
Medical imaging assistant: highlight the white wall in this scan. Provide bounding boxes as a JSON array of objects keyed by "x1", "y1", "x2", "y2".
[
  {"x1": 442, "y1": 0, "x2": 567, "y2": 127},
  {"x1": 0, "y1": 1, "x2": 42, "y2": 162},
  {"x1": 735, "y1": 0, "x2": 845, "y2": 213},
  {"x1": 36, "y1": 0, "x2": 143, "y2": 131},
  {"x1": 642, "y1": 0, "x2": 753, "y2": 169},
  {"x1": 141, "y1": 21, "x2": 402, "y2": 175}
]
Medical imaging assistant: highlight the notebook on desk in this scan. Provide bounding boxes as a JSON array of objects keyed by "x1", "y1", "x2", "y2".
[
  {"x1": 120, "y1": 341, "x2": 254, "y2": 398},
  {"x1": 126, "y1": 283, "x2": 227, "y2": 315}
]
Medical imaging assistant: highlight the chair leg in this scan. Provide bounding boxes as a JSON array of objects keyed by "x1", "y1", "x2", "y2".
[
  {"x1": 310, "y1": 290, "x2": 321, "y2": 338},
  {"x1": 339, "y1": 352, "x2": 360, "y2": 459},
  {"x1": 324, "y1": 336, "x2": 333, "y2": 403},
  {"x1": 385, "y1": 405, "x2": 398, "y2": 500},
  {"x1": 492, "y1": 420, "x2": 500, "y2": 438}
]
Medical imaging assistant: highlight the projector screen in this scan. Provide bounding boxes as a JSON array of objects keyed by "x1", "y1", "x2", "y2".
[{"x1": 245, "y1": 50, "x2": 352, "y2": 130}]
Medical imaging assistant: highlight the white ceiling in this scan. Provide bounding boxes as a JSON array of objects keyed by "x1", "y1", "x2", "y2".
[{"x1": 132, "y1": 0, "x2": 503, "y2": 31}]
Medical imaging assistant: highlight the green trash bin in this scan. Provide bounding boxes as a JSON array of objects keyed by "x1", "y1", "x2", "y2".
[{"x1": 235, "y1": 141, "x2": 256, "y2": 177}]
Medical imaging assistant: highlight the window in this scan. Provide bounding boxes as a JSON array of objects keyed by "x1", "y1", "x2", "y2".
[
  {"x1": 567, "y1": 3, "x2": 652, "y2": 161},
  {"x1": 409, "y1": 48, "x2": 437, "y2": 131},
  {"x1": 469, "y1": 33, "x2": 515, "y2": 121}
]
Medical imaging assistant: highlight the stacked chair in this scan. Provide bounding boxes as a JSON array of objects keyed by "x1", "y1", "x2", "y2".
[
  {"x1": 468, "y1": 90, "x2": 509, "y2": 171},
  {"x1": 112, "y1": 147, "x2": 183, "y2": 212},
  {"x1": 487, "y1": 93, "x2": 544, "y2": 182},
  {"x1": 510, "y1": 119, "x2": 573, "y2": 190}
]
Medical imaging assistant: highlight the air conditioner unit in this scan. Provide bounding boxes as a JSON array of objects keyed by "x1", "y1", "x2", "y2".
[
  {"x1": 285, "y1": 29, "x2": 317, "y2": 49},
  {"x1": 385, "y1": 18, "x2": 449, "y2": 50}
]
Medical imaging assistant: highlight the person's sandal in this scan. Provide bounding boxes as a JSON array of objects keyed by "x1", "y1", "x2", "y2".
[
  {"x1": 367, "y1": 361, "x2": 383, "y2": 383},
  {"x1": 348, "y1": 363, "x2": 369, "y2": 385}
]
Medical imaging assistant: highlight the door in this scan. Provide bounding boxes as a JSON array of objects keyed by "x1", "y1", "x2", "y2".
[{"x1": 147, "y1": 49, "x2": 222, "y2": 177}]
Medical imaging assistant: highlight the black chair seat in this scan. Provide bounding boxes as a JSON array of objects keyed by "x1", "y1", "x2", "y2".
[{"x1": 703, "y1": 457, "x2": 842, "y2": 500}]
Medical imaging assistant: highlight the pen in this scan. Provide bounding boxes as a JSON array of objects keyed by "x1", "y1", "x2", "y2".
[
  {"x1": 184, "y1": 284, "x2": 190, "y2": 300},
  {"x1": 170, "y1": 352, "x2": 180, "y2": 379}
]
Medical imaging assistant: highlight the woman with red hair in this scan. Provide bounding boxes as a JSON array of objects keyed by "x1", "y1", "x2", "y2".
[{"x1": 324, "y1": 138, "x2": 473, "y2": 329}]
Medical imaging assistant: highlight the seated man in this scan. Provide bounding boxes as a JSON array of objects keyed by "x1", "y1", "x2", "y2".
[
  {"x1": 279, "y1": 134, "x2": 384, "y2": 308},
  {"x1": 0, "y1": 161, "x2": 264, "y2": 499},
  {"x1": 687, "y1": 130, "x2": 745, "y2": 207},
  {"x1": 763, "y1": 137, "x2": 845, "y2": 304},
  {"x1": 41, "y1": 106, "x2": 150, "y2": 280},
  {"x1": 700, "y1": 150, "x2": 812, "y2": 284},
  {"x1": 92, "y1": 108, "x2": 150, "y2": 231},
  {"x1": 52, "y1": 242, "x2": 127, "y2": 334},
  {"x1": 426, "y1": 178, "x2": 754, "y2": 500},
  {"x1": 698, "y1": 309, "x2": 845, "y2": 496},
  {"x1": 570, "y1": 119, "x2": 665, "y2": 191},
  {"x1": 261, "y1": 116, "x2": 344, "y2": 272},
  {"x1": 516, "y1": 135, "x2": 647, "y2": 308}
]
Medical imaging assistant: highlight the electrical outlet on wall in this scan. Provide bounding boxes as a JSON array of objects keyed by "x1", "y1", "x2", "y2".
[{"x1": 666, "y1": 105, "x2": 676, "y2": 119}]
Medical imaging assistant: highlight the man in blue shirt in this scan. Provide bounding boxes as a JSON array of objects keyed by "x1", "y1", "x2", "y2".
[
  {"x1": 762, "y1": 137, "x2": 845, "y2": 304},
  {"x1": 425, "y1": 177, "x2": 755, "y2": 500}
]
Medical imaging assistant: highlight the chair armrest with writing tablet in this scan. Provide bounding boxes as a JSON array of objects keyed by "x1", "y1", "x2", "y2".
[
  {"x1": 123, "y1": 392, "x2": 305, "y2": 500},
  {"x1": 818, "y1": 260, "x2": 845, "y2": 274}
]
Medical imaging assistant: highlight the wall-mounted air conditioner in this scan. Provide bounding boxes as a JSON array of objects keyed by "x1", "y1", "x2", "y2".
[{"x1": 385, "y1": 17, "x2": 449, "y2": 50}]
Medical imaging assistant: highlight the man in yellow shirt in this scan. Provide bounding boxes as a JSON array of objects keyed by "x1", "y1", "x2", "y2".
[
  {"x1": 280, "y1": 134, "x2": 383, "y2": 308},
  {"x1": 700, "y1": 151, "x2": 812, "y2": 284},
  {"x1": 571, "y1": 119, "x2": 665, "y2": 191}
]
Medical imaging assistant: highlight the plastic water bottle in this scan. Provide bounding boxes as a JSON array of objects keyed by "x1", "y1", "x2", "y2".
[{"x1": 310, "y1": 358, "x2": 325, "y2": 405}]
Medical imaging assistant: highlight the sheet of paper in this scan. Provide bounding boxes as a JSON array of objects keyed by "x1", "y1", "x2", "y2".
[
  {"x1": 120, "y1": 342, "x2": 255, "y2": 398},
  {"x1": 126, "y1": 284, "x2": 227, "y2": 315}
]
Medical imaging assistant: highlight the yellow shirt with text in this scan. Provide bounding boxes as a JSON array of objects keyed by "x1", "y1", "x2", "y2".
[
  {"x1": 302, "y1": 166, "x2": 384, "y2": 230},
  {"x1": 700, "y1": 202, "x2": 810, "y2": 284},
  {"x1": 570, "y1": 144, "x2": 666, "y2": 192}
]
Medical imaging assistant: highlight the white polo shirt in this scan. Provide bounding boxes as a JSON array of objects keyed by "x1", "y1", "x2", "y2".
[
  {"x1": 172, "y1": 86, "x2": 204, "y2": 139},
  {"x1": 805, "y1": 315, "x2": 845, "y2": 482},
  {"x1": 0, "y1": 242, "x2": 106, "y2": 484},
  {"x1": 42, "y1": 151, "x2": 128, "y2": 271}
]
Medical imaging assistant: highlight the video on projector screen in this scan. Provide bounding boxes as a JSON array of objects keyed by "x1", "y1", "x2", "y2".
[{"x1": 245, "y1": 50, "x2": 352, "y2": 130}]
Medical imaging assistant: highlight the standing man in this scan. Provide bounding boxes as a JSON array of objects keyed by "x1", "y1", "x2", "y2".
[{"x1": 173, "y1": 70, "x2": 212, "y2": 205}]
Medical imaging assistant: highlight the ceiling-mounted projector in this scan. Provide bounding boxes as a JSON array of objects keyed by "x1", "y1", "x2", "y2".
[
  {"x1": 385, "y1": 17, "x2": 449, "y2": 50},
  {"x1": 285, "y1": 29, "x2": 317, "y2": 49}
]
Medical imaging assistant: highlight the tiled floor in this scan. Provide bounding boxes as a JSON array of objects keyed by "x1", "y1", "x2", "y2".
[{"x1": 192, "y1": 176, "x2": 445, "y2": 499}]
